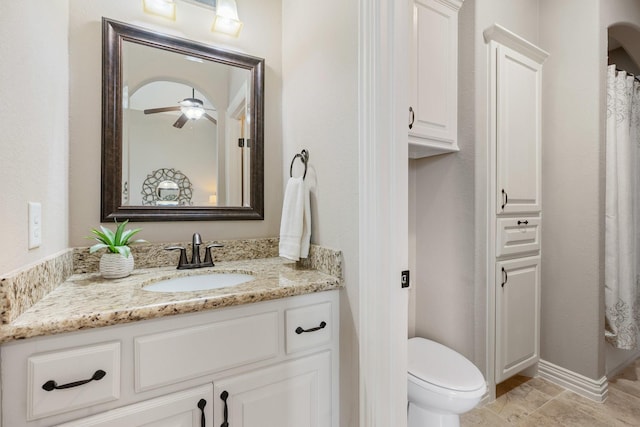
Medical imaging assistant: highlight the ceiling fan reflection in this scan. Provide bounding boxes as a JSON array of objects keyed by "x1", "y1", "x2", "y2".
[{"x1": 143, "y1": 88, "x2": 217, "y2": 128}]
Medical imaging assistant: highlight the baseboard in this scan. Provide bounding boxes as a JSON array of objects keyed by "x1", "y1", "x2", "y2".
[{"x1": 538, "y1": 359, "x2": 608, "y2": 402}]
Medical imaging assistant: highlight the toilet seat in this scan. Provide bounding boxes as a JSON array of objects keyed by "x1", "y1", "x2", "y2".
[{"x1": 408, "y1": 337, "x2": 485, "y2": 396}]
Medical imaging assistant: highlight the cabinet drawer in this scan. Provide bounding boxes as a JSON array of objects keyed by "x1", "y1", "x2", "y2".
[
  {"x1": 496, "y1": 216, "x2": 540, "y2": 257},
  {"x1": 27, "y1": 342, "x2": 120, "y2": 420},
  {"x1": 285, "y1": 302, "x2": 332, "y2": 354},
  {"x1": 135, "y1": 311, "x2": 278, "y2": 391}
]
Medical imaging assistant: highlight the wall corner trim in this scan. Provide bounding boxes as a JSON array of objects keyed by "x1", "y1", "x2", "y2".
[
  {"x1": 538, "y1": 359, "x2": 609, "y2": 402},
  {"x1": 483, "y1": 24, "x2": 549, "y2": 64}
]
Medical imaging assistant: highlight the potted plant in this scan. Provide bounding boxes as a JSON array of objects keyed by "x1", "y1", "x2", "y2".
[{"x1": 89, "y1": 220, "x2": 145, "y2": 279}]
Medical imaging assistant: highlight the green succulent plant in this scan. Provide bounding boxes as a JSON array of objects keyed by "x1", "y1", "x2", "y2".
[{"x1": 88, "y1": 220, "x2": 145, "y2": 258}]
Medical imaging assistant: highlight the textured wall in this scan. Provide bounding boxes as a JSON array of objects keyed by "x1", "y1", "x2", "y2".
[
  {"x1": 0, "y1": 1, "x2": 70, "y2": 276},
  {"x1": 281, "y1": 0, "x2": 359, "y2": 424}
]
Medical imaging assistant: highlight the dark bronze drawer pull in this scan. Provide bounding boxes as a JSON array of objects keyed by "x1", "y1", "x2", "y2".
[
  {"x1": 42, "y1": 369, "x2": 106, "y2": 391},
  {"x1": 197, "y1": 399, "x2": 207, "y2": 427},
  {"x1": 220, "y1": 390, "x2": 229, "y2": 427},
  {"x1": 295, "y1": 321, "x2": 327, "y2": 335}
]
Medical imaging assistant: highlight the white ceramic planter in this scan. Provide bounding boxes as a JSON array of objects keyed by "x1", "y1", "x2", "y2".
[{"x1": 99, "y1": 253, "x2": 134, "y2": 279}]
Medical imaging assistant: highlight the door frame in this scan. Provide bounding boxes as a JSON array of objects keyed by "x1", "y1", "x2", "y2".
[{"x1": 358, "y1": 0, "x2": 409, "y2": 425}]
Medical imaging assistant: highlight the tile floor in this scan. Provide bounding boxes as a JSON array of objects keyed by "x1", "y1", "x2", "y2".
[{"x1": 461, "y1": 358, "x2": 640, "y2": 426}]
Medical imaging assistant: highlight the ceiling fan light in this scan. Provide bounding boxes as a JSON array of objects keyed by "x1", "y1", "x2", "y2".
[
  {"x1": 212, "y1": 0, "x2": 243, "y2": 37},
  {"x1": 142, "y1": 0, "x2": 176, "y2": 20},
  {"x1": 181, "y1": 105, "x2": 205, "y2": 120}
]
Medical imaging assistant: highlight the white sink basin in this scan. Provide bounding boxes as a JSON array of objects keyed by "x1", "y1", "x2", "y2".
[{"x1": 143, "y1": 273, "x2": 254, "y2": 292}]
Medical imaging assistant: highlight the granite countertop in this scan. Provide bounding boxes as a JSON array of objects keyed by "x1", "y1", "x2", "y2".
[{"x1": 0, "y1": 257, "x2": 341, "y2": 344}]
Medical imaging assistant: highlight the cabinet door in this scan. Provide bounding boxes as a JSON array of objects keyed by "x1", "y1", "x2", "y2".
[
  {"x1": 56, "y1": 384, "x2": 213, "y2": 427},
  {"x1": 213, "y1": 352, "x2": 332, "y2": 427},
  {"x1": 495, "y1": 257, "x2": 540, "y2": 383},
  {"x1": 408, "y1": 0, "x2": 461, "y2": 158},
  {"x1": 496, "y1": 44, "x2": 542, "y2": 214}
]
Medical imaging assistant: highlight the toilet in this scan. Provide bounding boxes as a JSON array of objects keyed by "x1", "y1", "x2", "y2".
[{"x1": 407, "y1": 337, "x2": 486, "y2": 427}]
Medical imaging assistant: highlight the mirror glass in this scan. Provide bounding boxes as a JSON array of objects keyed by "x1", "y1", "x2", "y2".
[{"x1": 102, "y1": 18, "x2": 264, "y2": 221}]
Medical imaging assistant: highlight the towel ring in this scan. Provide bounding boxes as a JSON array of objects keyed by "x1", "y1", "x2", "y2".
[{"x1": 290, "y1": 149, "x2": 309, "y2": 180}]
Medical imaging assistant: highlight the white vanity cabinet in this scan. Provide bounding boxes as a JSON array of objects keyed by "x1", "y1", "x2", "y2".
[
  {"x1": 213, "y1": 352, "x2": 331, "y2": 427},
  {"x1": 0, "y1": 290, "x2": 339, "y2": 427},
  {"x1": 408, "y1": 0, "x2": 463, "y2": 158},
  {"x1": 484, "y1": 25, "x2": 548, "y2": 385}
]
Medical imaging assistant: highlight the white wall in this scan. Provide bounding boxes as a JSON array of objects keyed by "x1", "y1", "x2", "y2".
[
  {"x1": 0, "y1": 1, "x2": 70, "y2": 276},
  {"x1": 281, "y1": 1, "x2": 359, "y2": 425},
  {"x1": 68, "y1": 0, "x2": 282, "y2": 245}
]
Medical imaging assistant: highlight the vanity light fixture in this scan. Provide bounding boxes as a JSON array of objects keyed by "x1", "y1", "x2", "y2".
[
  {"x1": 211, "y1": 0, "x2": 243, "y2": 37},
  {"x1": 142, "y1": 0, "x2": 177, "y2": 20}
]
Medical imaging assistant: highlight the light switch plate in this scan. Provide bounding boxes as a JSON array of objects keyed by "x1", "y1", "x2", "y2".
[{"x1": 28, "y1": 202, "x2": 42, "y2": 249}]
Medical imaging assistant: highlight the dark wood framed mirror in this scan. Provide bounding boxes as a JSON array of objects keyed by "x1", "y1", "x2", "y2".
[{"x1": 102, "y1": 18, "x2": 264, "y2": 221}]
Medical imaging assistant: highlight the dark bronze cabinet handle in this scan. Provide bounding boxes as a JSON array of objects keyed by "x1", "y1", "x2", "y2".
[
  {"x1": 517, "y1": 220, "x2": 529, "y2": 225},
  {"x1": 501, "y1": 267, "x2": 508, "y2": 288},
  {"x1": 295, "y1": 321, "x2": 327, "y2": 335},
  {"x1": 409, "y1": 107, "x2": 415, "y2": 130},
  {"x1": 501, "y1": 189, "x2": 508, "y2": 210},
  {"x1": 198, "y1": 399, "x2": 207, "y2": 427},
  {"x1": 42, "y1": 369, "x2": 106, "y2": 391},
  {"x1": 220, "y1": 390, "x2": 229, "y2": 427}
]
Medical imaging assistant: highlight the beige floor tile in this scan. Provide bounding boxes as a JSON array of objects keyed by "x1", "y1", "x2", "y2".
[
  {"x1": 610, "y1": 360, "x2": 640, "y2": 399},
  {"x1": 518, "y1": 399, "x2": 614, "y2": 427},
  {"x1": 559, "y1": 388, "x2": 640, "y2": 426},
  {"x1": 525, "y1": 377, "x2": 565, "y2": 398},
  {"x1": 486, "y1": 384, "x2": 553, "y2": 425},
  {"x1": 497, "y1": 375, "x2": 531, "y2": 398},
  {"x1": 461, "y1": 407, "x2": 510, "y2": 427},
  {"x1": 464, "y1": 360, "x2": 640, "y2": 426}
]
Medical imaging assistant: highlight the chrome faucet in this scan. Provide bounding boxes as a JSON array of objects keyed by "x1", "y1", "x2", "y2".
[{"x1": 165, "y1": 233, "x2": 224, "y2": 269}]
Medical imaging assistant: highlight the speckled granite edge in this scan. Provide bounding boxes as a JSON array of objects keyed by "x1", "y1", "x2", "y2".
[
  {"x1": 0, "y1": 239, "x2": 341, "y2": 332},
  {"x1": 73, "y1": 237, "x2": 280, "y2": 274},
  {"x1": 297, "y1": 244, "x2": 343, "y2": 278},
  {"x1": 1, "y1": 258, "x2": 341, "y2": 343},
  {"x1": 0, "y1": 250, "x2": 74, "y2": 325}
]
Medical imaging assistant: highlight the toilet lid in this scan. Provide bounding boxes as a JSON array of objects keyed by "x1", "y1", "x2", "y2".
[{"x1": 408, "y1": 337, "x2": 485, "y2": 392}]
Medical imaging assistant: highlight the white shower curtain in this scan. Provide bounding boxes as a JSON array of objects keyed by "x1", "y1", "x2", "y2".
[{"x1": 605, "y1": 64, "x2": 640, "y2": 350}]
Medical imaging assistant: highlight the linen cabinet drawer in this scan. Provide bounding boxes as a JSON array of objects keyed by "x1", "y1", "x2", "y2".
[
  {"x1": 135, "y1": 311, "x2": 278, "y2": 391},
  {"x1": 496, "y1": 216, "x2": 541, "y2": 257},
  {"x1": 285, "y1": 301, "x2": 332, "y2": 354},
  {"x1": 26, "y1": 341, "x2": 121, "y2": 420}
]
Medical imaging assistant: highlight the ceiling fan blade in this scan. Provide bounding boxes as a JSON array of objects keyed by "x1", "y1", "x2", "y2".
[
  {"x1": 173, "y1": 114, "x2": 189, "y2": 128},
  {"x1": 144, "y1": 106, "x2": 180, "y2": 114},
  {"x1": 204, "y1": 113, "x2": 218, "y2": 125}
]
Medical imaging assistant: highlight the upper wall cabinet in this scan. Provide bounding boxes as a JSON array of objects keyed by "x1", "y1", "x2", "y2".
[{"x1": 409, "y1": 0, "x2": 463, "y2": 158}]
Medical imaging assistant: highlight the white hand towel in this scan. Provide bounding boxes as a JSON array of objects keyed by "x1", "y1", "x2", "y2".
[{"x1": 279, "y1": 177, "x2": 311, "y2": 261}]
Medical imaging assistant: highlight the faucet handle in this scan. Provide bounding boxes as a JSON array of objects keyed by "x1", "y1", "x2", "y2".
[
  {"x1": 165, "y1": 246, "x2": 188, "y2": 269},
  {"x1": 203, "y1": 243, "x2": 224, "y2": 266}
]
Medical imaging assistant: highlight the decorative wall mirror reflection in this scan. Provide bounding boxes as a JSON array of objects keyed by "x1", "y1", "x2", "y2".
[{"x1": 101, "y1": 18, "x2": 264, "y2": 221}]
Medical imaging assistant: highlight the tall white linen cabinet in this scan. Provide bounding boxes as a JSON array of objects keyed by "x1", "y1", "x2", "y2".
[{"x1": 483, "y1": 25, "x2": 549, "y2": 385}]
